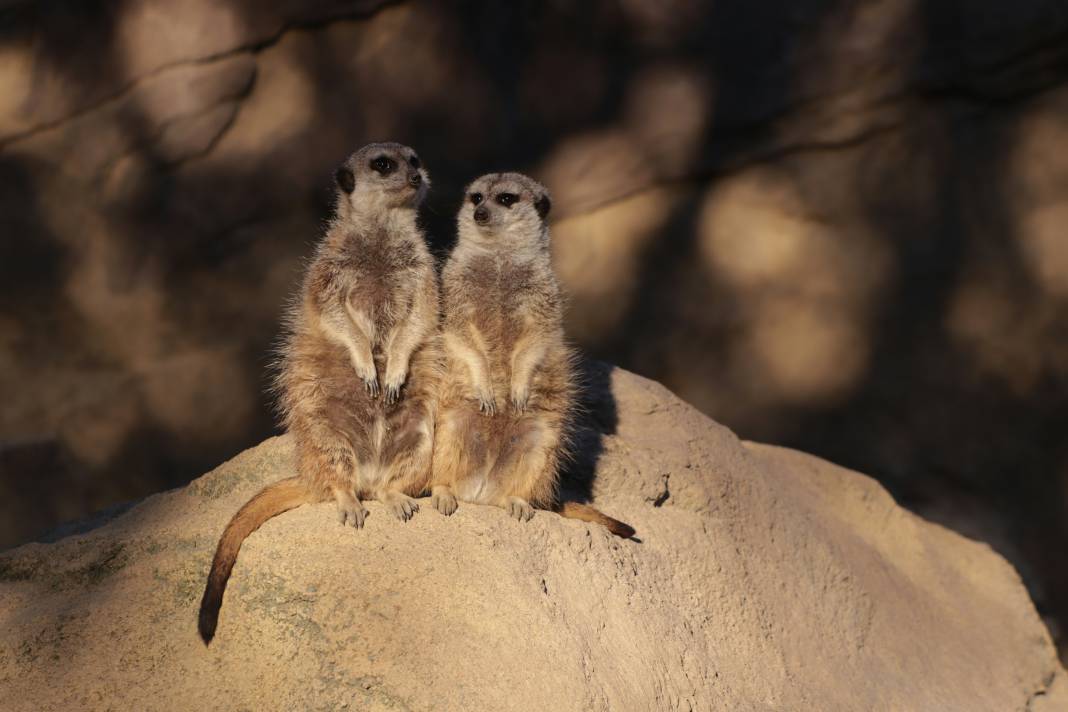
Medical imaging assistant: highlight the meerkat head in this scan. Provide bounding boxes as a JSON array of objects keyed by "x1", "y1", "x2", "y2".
[
  {"x1": 458, "y1": 172, "x2": 552, "y2": 248},
  {"x1": 333, "y1": 142, "x2": 429, "y2": 219}
]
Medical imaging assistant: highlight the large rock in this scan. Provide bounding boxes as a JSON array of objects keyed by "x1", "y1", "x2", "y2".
[{"x1": 0, "y1": 367, "x2": 1062, "y2": 711}]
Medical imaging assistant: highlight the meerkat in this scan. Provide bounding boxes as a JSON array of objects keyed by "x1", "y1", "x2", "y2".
[
  {"x1": 429, "y1": 172, "x2": 634, "y2": 539},
  {"x1": 198, "y1": 142, "x2": 440, "y2": 644}
]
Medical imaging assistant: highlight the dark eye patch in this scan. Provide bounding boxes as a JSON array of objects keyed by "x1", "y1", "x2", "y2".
[
  {"x1": 495, "y1": 192, "x2": 518, "y2": 207},
  {"x1": 470, "y1": 192, "x2": 483, "y2": 206},
  {"x1": 370, "y1": 156, "x2": 396, "y2": 175},
  {"x1": 409, "y1": 155, "x2": 421, "y2": 169}
]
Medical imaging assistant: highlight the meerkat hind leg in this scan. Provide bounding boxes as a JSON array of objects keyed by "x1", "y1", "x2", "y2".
[
  {"x1": 377, "y1": 410, "x2": 433, "y2": 522},
  {"x1": 492, "y1": 419, "x2": 556, "y2": 524},
  {"x1": 431, "y1": 485, "x2": 458, "y2": 516},
  {"x1": 430, "y1": 409, "x2": 483, "y2": 516},
  {"x1": 333, "y1": 487, "x2": 369, "y2": 529},
  {"x1": 379, "y1": 490, "x2": 420, "y2": 521},
  {"x1": 505, "y1": 496, "x2": 535, "y2": 522}
]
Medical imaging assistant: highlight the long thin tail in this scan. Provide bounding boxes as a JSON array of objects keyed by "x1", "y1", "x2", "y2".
[
  {"x1": 198, "y1": 476, "x2": 311, "y2": 645},
  {"x1": 559, "y1": 502, "x2": 636, "y2": 539}
]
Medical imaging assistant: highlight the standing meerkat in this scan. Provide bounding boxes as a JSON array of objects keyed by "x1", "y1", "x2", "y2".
[
  {"x1": 430, "y1": 172, "x2": 634, "y2": 538},
  {"x1": 198, "y1": 142, "x2": 440, "y2": 644}
]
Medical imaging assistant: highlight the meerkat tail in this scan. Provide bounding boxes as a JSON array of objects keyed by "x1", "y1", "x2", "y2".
[
  {"x1": 558, "y1": 502, "x2": 636, "y2": 539},
  {"x1": 198, "y1": 476, "x2": 311, "y2": 645}
]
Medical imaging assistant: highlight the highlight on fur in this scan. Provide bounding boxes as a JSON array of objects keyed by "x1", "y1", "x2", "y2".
[{"x1": 198, "y1": 477, "x2": 311, "y2": 644}]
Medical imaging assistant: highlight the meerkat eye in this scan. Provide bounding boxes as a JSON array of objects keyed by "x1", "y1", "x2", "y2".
[
  {"x1": 496, "y1": 193, "x2": 518, "y2": 207},
  {"x1": 370, "y1": 156, "x2": 395, "y2": 175},
  {"x1": 470, "y1": 192, "x2": 483, "y2": 206},
  {"x1": 409, "y1": 155, "x2": 421, "y2": 169}
]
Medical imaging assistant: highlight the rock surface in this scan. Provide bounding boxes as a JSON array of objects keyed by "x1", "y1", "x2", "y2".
[{"x1": 0, "y1": 366, "x2": 1062, "y2": 711}]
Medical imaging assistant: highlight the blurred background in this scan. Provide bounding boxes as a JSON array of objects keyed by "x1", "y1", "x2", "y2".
[{"x1": 1, "y1": 0, "x2": 1065, "y2": 658}]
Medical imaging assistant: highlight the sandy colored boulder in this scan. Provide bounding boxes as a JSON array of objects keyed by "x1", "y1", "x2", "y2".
[{"x1": 0, "y1": 365, "x2": 1063, "y2": 711}]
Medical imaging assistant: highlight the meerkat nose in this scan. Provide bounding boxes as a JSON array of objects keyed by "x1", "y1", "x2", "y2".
[
  {"x1": 408, "y1": 171, "x2": 422, "y2": 187},
  {"x1": 473, "y1": 206, "x2": 489, "y2": 224}
]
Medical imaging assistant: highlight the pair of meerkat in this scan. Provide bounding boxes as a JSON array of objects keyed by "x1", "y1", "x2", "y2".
[{"x1": 198, "y1": 143, "x2": 632, "y2": 645}]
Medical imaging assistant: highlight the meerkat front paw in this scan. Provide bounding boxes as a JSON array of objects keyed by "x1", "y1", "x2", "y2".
[
  {"x1": 477, "y1": 394, "x2": 498, "y2": 416},
  {"x1": 431, "y1": 487, "x2": 458, "y2": 516},
  {"x1": 362, "y1": 374, "x2": 380, "y2": 398},
  {"x1": 505, "y1": 497, "x2": 534, "y2": 522},
  {"x1": 381, "y1": 491, "x2": 419, "y2": 521},
  {"x1": 382, "y1": 373, "x2": 405, "y2": 405},
  {"x1": 510, "y1": 389, "x2": 529, "y2": 413}
]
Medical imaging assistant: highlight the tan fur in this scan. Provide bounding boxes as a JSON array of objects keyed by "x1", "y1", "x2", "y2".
[
  {"x1": 430, "y1": 173, "x2": 633, "y2": 538},
  {"x1": 198, "y1": 143, "x2": 440, "y2": 644},
  {"x1": 560, "y1": 502, "x2": 635, "y2": 539},
  {"x1": 198, "y1": 477, "x2": 309, "y2": 643}
]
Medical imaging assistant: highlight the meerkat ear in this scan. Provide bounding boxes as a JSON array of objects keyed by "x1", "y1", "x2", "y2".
[
  {"x1": 335, "y1": 167, "x2": 356, "y2": 194},
  {"x1": 535, "y1": 194, "x2": 552, "y2": 220}
]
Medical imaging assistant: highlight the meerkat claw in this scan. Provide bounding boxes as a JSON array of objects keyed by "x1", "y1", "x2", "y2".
[
  {"x1": 384, "y1": 383, "x2": 401, "y2": 405},
  {"x1": 363, "y1": 376, "x2": 380, "y2": 398},
  {"x1": 479, "y1": 397, "x2": 497, "y2": 416}
]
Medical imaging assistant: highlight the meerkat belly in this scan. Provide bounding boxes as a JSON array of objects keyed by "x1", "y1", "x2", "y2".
[
  {"x1": 454, "y1": 475, "x2": 498, "y2": 504},
  {"x1": 356, "y1": 405, "x2": 424, "y2": 485},
  {"x1": 349, "y1": 413, "x2": 390, "y2": 491},
  {"x1": 449, "y1": 413, "x2": 545, "y2": 503},
  {"x1": 306, "y1": 349, "x2": 410, "y2": 494},
  {"x1": 443, "y1": 412, "x2": 493, "y2": 503},
  {"x1": 472, "y1": 315, "x2": 515, "y2": 383}
]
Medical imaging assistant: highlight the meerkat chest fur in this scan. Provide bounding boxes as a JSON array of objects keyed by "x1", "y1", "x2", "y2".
[
  {"x1": 325, "y1": 222, "x2": 427, "y2": 341},
  {"x1": 461, "y1": 254, "x2": 542, "y2": 347}
]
